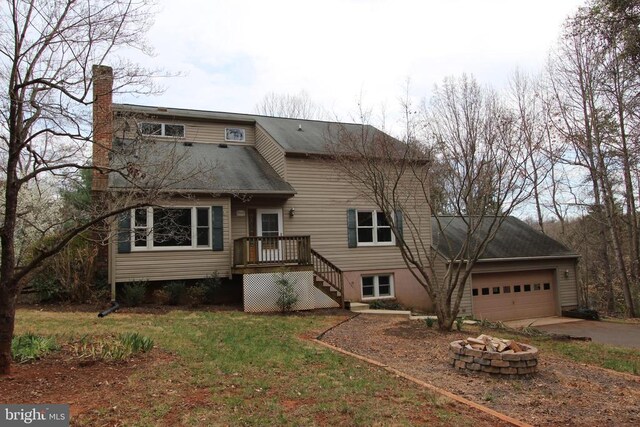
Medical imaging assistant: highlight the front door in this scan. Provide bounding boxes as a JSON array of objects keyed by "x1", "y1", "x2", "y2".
[{"x1": 257, "y1": 209, "x2": 283, "y2": 262}]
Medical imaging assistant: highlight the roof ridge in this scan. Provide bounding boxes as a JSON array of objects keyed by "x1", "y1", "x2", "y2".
[{"x1": 113, "y1": 102, "x2": 367, "y2": 126}]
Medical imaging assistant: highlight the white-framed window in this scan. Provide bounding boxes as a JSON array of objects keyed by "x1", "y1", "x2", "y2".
[
  {"x1": 139, "y1": 122, "x2": 185, "y2": 138},
  {"x1": 361, "y1": 274, "x2": 394, "y2": 299},
  {"x1": 225, "y1": 127, "x2": 246, "y2": 142},
  {"x1": 356, "y1": 210, "x2": 394, "y2": 246},
  {"x1": 132, "y1": 206, "x2": 211, "y2": 250}
]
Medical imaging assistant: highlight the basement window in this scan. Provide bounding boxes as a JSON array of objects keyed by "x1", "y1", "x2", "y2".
[
  {"x1": 361, "y1": 274, "x2": 394, "y2": 299},
  {"x1": 139, "y1": 122, "x2": 185, "y2": 138}
]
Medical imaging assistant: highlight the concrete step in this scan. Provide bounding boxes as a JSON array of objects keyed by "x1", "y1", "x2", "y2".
[
  {"x1": 357, "y1": 309, "x2": 412, "y2": 317},
  {"x1": 348, "y1": 302, "x2": 370, "y2": 312}
]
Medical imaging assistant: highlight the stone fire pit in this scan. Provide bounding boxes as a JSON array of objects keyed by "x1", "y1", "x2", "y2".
[{"x1": 449, "y1": 335, "x2": 538, "y2": 377}]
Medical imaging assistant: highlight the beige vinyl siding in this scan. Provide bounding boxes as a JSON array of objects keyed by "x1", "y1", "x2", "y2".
[
  {"x1": 470, "y1": 258, "x2": 579, "y2": 309},
  {"x1": 113, "y1": 116, "x2": 256, "y2": 145},
  {"x1": 255, "y1": 125, "x2": 286, "y2": 179},
  {"x1": 281, "y1": 158, "x2": 431, "y2": 271},
  {"x1": 231, "y1": 203, "x2": 249, "y2": 241},
  {"x1": 432, "y1": 255, "x2": 473, "y2": 315},
  {"x1": 114, "y1": 197, "x2": 232, "y2": 282}
]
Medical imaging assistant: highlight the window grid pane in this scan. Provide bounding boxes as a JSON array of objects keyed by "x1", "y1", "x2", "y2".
[
  {"x1": 140, "y1": 122, "x2": 161, "y2": 135},
  {"x1": 153, "y1": 208, "x2": 192, "y2": 247},
  {"x1": 357, "y1": 212, "x2": 373, "y2": 226},
  {"x1": 378, "y1": 285, "x2": 391, "y2": 296},
  {"x1": 377, "y1": 227, "x2": 392, "y2": 242},
  {"x1": 133, "y1": 208, "x2": 148, "y2": 247},
  {"x1": 197, "y1": 228, "x2": 209, "y2": 246},
  {"x1": 164, "y1": 124, "x2": 185, "y2": 137},
  {"x1": 357, "y1": 228, "x2": 373, "y2": 243},
  {"x1": 196, "y1": 208, "x2": 209, "y2": 226}
]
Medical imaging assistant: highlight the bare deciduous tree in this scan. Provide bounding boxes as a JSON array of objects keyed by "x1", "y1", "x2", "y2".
[
  {"x1": 547, "y1": 1, "x2": 640, "y2": 316},
  {"x1": 254, "y1": 91, "x2": 326, "y2": 120},
  {"x1": 0, "y1": 0, "x2": 200, "y2": 375},
  {"x1": 330, "y1": 75, "x2": 532, "y2": 330}
]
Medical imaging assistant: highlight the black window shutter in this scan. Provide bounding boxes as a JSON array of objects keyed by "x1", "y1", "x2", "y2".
[
  {"x1": 347, "y1": 208, "x2": 357, "y2": 248},
  {"x1": 212, "y1": 206, "x2": 223, "y2": 251},
  {"x1": 118, "y1": 210, "x2": 131, "y2": 253},
  {"x1": 394, "y1": 210, "x2": 404, "y2": 246}
]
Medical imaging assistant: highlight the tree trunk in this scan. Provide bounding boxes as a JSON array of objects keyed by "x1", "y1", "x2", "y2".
[
  {"x1": 435, "y1": 296, "x2": 456, "y2": 331},
  {"x1": 0, "y1": 286, "x2": 16, "y2": 375}
]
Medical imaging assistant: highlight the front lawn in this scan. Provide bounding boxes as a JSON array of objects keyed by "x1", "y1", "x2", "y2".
[{"x1": 1, "y1": 309, "x2": 496, "y2": 426}]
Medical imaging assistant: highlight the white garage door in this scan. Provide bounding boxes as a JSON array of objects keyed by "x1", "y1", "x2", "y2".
[{"x1": 471, "y1": 270, "x2": 557, "y2": 321}]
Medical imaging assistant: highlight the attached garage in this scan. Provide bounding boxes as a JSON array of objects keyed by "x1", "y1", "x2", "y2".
[
  {"x1": 432, "y1": 216, "x2": 580, "y2": 321},
  {"x1": 471, "y1": 270, "x2": 557, "y2": 321}
]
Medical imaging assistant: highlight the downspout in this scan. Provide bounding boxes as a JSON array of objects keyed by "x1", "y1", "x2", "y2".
[{"x1": 98, "y1": 301, "x2": 119, "y2": 318}]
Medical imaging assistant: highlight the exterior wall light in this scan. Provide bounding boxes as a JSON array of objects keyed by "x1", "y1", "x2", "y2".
[{"x1": 289, "y1": 208, "x2": 295, "y2": 217}]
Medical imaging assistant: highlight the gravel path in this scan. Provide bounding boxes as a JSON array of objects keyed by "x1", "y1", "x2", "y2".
[{"x1": 321, "y1": 314, "x2": 640, "y2": 427}]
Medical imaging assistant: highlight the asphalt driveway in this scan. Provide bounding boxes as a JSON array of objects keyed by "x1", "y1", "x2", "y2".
[{"x1": 537, "y1": 320, "x2": 640, "y2": 349}]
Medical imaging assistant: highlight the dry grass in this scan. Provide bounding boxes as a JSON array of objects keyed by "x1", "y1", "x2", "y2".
[{"x1": 4, "y1": 308, "x2": 495, "y2": 426}]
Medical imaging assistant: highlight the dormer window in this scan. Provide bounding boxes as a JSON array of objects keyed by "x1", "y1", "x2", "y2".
[
  {"x1": 225, "y1": 127, "x2": 245, "y2": 142},
  {"x1": 139, "y1": 122, "x2": 185, "y2": 138}
]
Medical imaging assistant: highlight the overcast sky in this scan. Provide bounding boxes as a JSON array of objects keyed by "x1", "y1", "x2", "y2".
[{"x1": 121, "y1": 0, "x2": 585, "y2": 126}]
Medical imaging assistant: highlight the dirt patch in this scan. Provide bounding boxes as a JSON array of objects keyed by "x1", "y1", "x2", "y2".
[
  {"x1": 0, "y1": 348, "x2": 179, "y2": 424},
  {"x1": 321, "y1": 314, "x2": 640, "y2": 426}
]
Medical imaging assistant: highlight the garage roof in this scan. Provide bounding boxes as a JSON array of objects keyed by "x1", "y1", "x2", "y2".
[{"x1": 432, "y1": 216, "x2": 578, "y2": 261}]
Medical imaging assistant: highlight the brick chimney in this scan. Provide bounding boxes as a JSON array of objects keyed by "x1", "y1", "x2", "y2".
[{"x1": 92, "y1": 64, "x2": 113, "y2": 193}]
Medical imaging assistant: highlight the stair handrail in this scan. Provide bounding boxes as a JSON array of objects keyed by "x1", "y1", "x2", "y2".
[{"x1": 310, "y1": 248, "x2": 344, "y2": 308}]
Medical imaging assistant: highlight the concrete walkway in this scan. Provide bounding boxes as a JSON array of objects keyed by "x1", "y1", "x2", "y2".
[{"x1": 536, "y1": 320, "x2": 640, "y2": 349}]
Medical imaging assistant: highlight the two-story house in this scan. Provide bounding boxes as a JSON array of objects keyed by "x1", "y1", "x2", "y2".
[{"x1": 92, "y1": 65, "x2": 579, "y2": 319}]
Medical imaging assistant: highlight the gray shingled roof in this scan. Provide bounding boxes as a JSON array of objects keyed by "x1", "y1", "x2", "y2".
[
  {"x1": 255, "y1": 116, "x2": 379, "y2": 155},
  {"x1": 432, "y1": 216, "x2": 578, "y2": 261},
  {"x1": 114, "y1": 103, "x2": 379, "y2": 155},
  {"x1": 109, "y1": 140, "x2": 295, "y2": 195}
]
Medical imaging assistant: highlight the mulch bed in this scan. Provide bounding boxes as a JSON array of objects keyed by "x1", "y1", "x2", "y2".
[
  {"x1": 0, "y1": 349, "x2": 183, "y2": 425},
  {"x1": 321, "y1": 314, "x2": 640, "y2": 427},
  {"x1": 19, "y1": 303, "x2": 243, "y2": 315}
]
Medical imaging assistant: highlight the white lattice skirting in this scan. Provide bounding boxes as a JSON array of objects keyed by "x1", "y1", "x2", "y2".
[{"x1": 243, "y1": 270, "x2": 339, "y2": 312}]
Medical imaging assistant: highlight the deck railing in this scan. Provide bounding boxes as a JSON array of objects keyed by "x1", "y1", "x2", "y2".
[
  {"x1": 311, "y1": 248, "x2": 344, "y2": 307},
  {"x1": 233, "y1": 235, "x2": 312, "y2": 267}
]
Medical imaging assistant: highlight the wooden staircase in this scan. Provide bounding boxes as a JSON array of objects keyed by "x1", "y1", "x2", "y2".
[{"x1": 311, "y1": 249, "x2": 345, "y2": 308}]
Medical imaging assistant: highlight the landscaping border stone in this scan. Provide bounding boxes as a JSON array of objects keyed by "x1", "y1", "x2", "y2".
[{"x1": 449, "y1": 340, "x2": 538, "y2": 377}]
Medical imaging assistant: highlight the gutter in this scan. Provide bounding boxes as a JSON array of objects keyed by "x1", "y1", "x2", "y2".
[
  {"x1": 474, "y1": 255, "x2": 581, "y2": 262},
  {"x1": 107, "y1": 187, "x2": 297, "y2": 196},
  {"x1": 442, "y1": 255, "x2": 581, "y2": 264}
]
